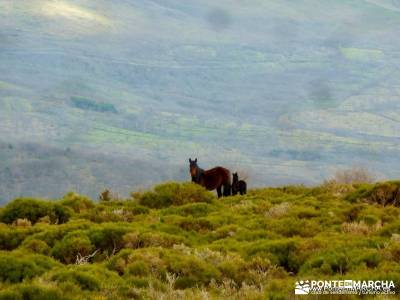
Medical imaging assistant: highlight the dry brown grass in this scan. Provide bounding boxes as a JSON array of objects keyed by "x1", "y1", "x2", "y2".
[
  {"x1": 341, "y1": 220, "x2": 382, "y2": 235},
  {"x1": 265, "y1": 202, "x2": 291, "y2": 218}
]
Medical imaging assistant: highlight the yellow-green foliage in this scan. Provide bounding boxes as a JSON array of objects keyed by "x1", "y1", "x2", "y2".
[
  {"x1": 0, "y1": 198, "x2": 71, "y2": 225},
  {"x1": 136, "y1": 182, "x2": 215, "y2": 208},
  {"x1": 0, "y1": 181, "x2": 399, "y2": 299},
  {"x1": 60, "y1": 193, "x2": 95, "y2": 213}
]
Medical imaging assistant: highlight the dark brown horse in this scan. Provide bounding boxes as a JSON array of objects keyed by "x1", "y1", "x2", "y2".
[{"x1": 189, "y1": 158, "x2": 231, "y2": 198}]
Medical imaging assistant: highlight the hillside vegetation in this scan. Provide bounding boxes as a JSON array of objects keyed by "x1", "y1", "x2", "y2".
[{"x1": 0, "y1": 181, "x2": 400, "y2": 299}]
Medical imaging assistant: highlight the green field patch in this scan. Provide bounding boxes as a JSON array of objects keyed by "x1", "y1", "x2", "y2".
[{"x1": 340, "y1": 47, "x2": 384, "y2": 61}]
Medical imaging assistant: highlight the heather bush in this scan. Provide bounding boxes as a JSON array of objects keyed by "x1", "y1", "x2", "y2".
[
  {"x1": 0, "y1": 251, "x2": 59, "y2": 282},
  {"x1": 0, "y1": 283, "x2": 70, "y2": 300},
  {"x1": 0, "y1": 224, "x2": 33, "y2": 250},
  {"x1": 0, "y1": 198, "x2": 71, "y2": 225},
  {"x1": 87, "y1": 223, "x2": 130, "y2": 254},
  {"x1": 52, "y1": 232, "x2": 95, "y2": 264},
  {"x1": 136, "y1": 182, "x2": 215, "y2": 208},
  {"x1": 161, "y1": 202, "x2": 216, "y2": 217},
  {"x1": 60, "y1": 192, "x2": 94, "y2": 213},
  {"x1": 21, "y1": 239, "x2": 51, "y2": 255}
]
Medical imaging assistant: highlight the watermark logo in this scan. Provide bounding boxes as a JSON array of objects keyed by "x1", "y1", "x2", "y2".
[
  {"x1": 295, "y1": 280, "x2": 310, "y2": 295},
  {"x1": 294, "y1": 280, "x2": 396, "y2": 295}
]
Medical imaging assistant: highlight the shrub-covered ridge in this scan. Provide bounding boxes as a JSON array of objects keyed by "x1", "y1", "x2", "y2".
[{"x1": 0, "y1": 181, "x2": 399, "y2": 299}]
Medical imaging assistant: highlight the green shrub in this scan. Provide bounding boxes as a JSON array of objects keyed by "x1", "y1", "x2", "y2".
[
  {"x1": 87, "y1": 223, "x2": 130, "y2": 254},
  {"x1": 0, "y1": 251, "x2": 59, "y2": 283},
  {"x1": 299, "y1": 246, "x2": 378, "y2": 275},
  {"x1": 22, "y1": 239, "x2": 51, "y2": 255},
  {"x1": 385, "y1": 242, "x2": 400, "y2": 262},
  {"x1": 52, "y1": 232, "x2": 95, "y2": 264},
  {"x1": 290, "y1": 206, "x2": 320, "y2": 218},
  {"x1": 107, "y1": 247, "x2": 221, "y2": 288},
  {"x1": 0, "y1": 198, "x2": 71, "y2": 225},
  {"x1": 60, "y1": 192, "x2": 94, "y2": 213},
  {"x1": 123, "y1": 231, "x2": 185, "y2": 249},
  {"x1": 49, "y1": 264, "x2": 124, "y2": 295},
  {"x1": 24, "y1": 220, "x2": 92, "y2": 249},
  {"x1": 137, "y1": 182, "x2": 215, "y2": 208},
  {"x1": 127, "y1": 260, "x2": 150, "y2": 277},
  {"x1": 245, "y1": 238, "x2": 299, "y2": 272},
  {"x1": 0, "y1": 224, "x2": 33, "y2": 250},
  {"x1": 359, "y1": 214, "x2": 379, "y2": 225},
  {"x1": 51, "y1": 269, "x2": 101, "y2": 291},
  {"x1": 142, "y1": 232, "x2": 185, "y2": 248},
  {"x1": 345, "y1": 181, "x2": 400, "y2": 206},
  {"x1": 378, "y1": 220, "x2": 400, "y2": 237},
  {"x1": 124, "y1": 204, "x2": 150, "y2": 215},
  {"x1": 300, "y1": 253, "x2": 346, "y2": 275},
  {"x1": 217, "y1": 255, "x2": 248, "y2": 284},
  {"x1": 165, "y1": 252, "x2": 221, "y2": 288},
  {"x1": 176, "y1": 216, "x2": 216, "y2": 232},
  {"x1": 212, "y1": 225, "x2": 239, "y2": 240},
  {"x1": 268, "y1": 218, "x2": 320, "y2": 237},
  {"x1": 349, "y1": 249, "x2": 382, "y2": 270},
  {"x1": 107, "y1": 248, "x2": 167, "y2": 277},
  {"x1": 0, "y1": 283, "x2": 70, "y2": 300},
  {"x1": 382, "y1": 206, "x2": 400, "y2": 223},
  {"x1": 161, "y1": 202, "x2": 216, "y2": 217},
  {"x1": 82, "y1": 203, "x2": 149, "y2": 223},
  {"x1": 344, "y1": 183, "x2": 374, "y2": 203}
]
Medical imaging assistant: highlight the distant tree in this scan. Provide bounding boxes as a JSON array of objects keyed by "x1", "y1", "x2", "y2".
[{"x1": 99, "y1": 189, "x2": 112, "y2": 202}]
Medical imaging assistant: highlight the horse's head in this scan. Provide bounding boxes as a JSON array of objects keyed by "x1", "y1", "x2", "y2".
[
  {"x1": 232, "y1": 172, "x2": 239, "y2": 183},
  {"x1": 189, "y1": 158, "x2": 198, "y2": 178}
]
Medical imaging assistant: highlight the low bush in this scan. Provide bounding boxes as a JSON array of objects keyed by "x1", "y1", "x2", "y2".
[
  {"x1": 165, "y1": 252, "x2": 221, "y2": 288},
  {"x1": 87, "y1": 223, "x2": 130, "y2": 254},
  {"x1": 0, "y1": 198, "x2": 71, "y2": 225},
  {"x1": 107, "y1": 248, "x2": 167, "y2": 277},
  {"x1": 136, "y1": 182, "x2": 215, "y2": 208},
  {"x1": 51, "y1": 268, "x2": 101, "y2": 291},
  {"x1": 161, "y1": 202, "x2": 216, "y2": 217},
  {"x1": 123, "y1": 231, "x2": 186, "y2": 249},
  {"x1": 0, "y1": 224, "x2": 33, "y2": 250},
  {"x1": 245, "y1": 238, "x2": 299, "y2": 272},
  {"x1": 0, "y1": 283, "x2": 70, "y2": 300},
  {"x1": 60, "y1": 192, "x2": 94, "y2": 213},
  {"x1": 22, "y1": 239, "x2": 51, "y2": 255},
  {"x1": 52, "y1": 232, "x2": 95, "y2": 264},
  {"x1": 345, "y1": 181, "x2": 400, "y2": 206},
  {"x1": 82, "y1": 203, "x2": 149, "y2": 223},
  {"x1": 0, "y1": 251, "x2": 59, "y2": 283}
]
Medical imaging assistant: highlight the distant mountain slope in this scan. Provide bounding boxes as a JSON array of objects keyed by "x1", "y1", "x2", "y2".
[{"x1": 1, "y1": 0, "x2": 400, "y2": 201}]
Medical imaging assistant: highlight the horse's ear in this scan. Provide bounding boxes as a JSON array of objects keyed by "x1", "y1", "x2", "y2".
[
  {"x1": 189, "y1": 158, "x2": 192, "y2": 163},
  {"x1": 194, "y1": 158, "x2": 197, "y2": 163}
]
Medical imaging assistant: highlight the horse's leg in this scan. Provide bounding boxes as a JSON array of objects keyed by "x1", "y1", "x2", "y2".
[
  {"x1": 223, "y1": 184, "x2": 231, "y2": 196},
  {"x1": 216, "y1": 185, "x2": 222, "y2": 198}
]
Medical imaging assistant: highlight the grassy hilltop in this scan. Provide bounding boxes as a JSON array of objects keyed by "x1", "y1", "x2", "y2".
[{"x1": 0, "y1": 181, "x2": 400, "y2": 299}]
